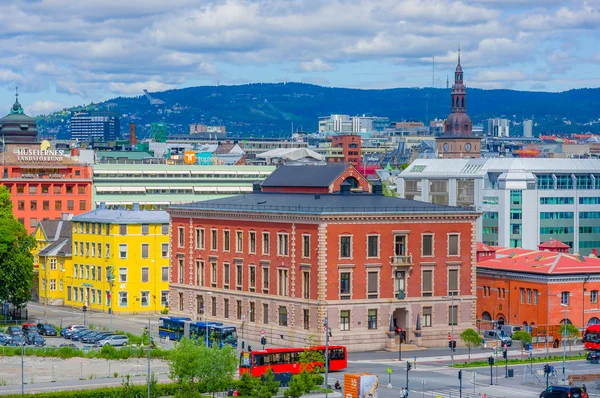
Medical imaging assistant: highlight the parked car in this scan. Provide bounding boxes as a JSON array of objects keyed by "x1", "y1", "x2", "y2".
[
  {"x1": 24, "y1": 331, "x2": 41, "y2": 345},
  {"x1": 64, "y1": 326, "x2": 87, "y2": 339},
  {"x1": 81, "y1": 332, "x2": 108, "y2": 344},
  {"x1": 37, "y1": 323, "x2": 57, "y2": 336},
  {"x1": 0, "y1": 335, "x2": 11, "y2": 345},
  {"x1": 97, "y1": 335, "x2": 129, "y2": 347},
  {"x1": 499, "y1": 324, "x2": 522, "y2": 337},
  {"x1": 540, "y1": 385, "x2": 586, "y2": 398},
  {"x1": 86, "y1": 332, "x2": 116, "y2": 344},
  {"x1": 59, "y1": 327, "x2": 70, "y2": 337},
  {"x1": 59, "y1": 343, "x2": 77, "y2": 349},
  {"x1": 586, "y1": 351, "x2": 600, "y2": 363},
  {"x1": 31, "y1": 335, "x2": 46, "y2": 347},
  {"x1": 71, "y1": 330, "x2": 94, "y2": 342},
  {"x1": 483, "y1": 329, "x2": 512, "y2": 347},
  {"x1": 7, "y1": 326, "x2": 24, "y2": 336},
  {"x1": 8, "y1": 335, "x2": 26, "y2": 346},
  {"x1": 21, "y1": 323, "x2": 38, "y2": 333}
]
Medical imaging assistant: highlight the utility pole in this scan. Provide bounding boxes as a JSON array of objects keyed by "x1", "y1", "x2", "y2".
[{"x1": 324, "y1": 317, "x2": 330, "y2": 398}]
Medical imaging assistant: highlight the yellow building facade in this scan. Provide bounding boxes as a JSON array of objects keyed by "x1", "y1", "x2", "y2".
[{"x1": 65, "y1": 205, "x2": 170, "y2": 314}]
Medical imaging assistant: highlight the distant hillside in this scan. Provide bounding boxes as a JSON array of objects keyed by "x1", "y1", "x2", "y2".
[{"x1": 35, "y1": 83, "x2": 600, "y2": 139}]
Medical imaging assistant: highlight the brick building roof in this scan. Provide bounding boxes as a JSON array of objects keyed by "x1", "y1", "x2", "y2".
[{"x1": 261, "y1": 164, "x2": 348, "y2": 188}]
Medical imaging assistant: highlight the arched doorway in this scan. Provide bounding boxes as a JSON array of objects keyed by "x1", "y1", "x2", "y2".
[
  {"x1": 523, "y1": 321, "x2": 528, "y2": 328},
  {"x1": 482, "y1": 312, "x2": 492, "y2": 321},
  {"x1": 588, "y1": 317, "x2": 600, "y2": 326},
  {"x1": 497, "y1": 315, "x2": 506, "y2": 326}
]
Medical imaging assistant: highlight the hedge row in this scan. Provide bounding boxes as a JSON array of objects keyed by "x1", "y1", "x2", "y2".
[
  {"x1": 454, "y1": 353, "x2": 587, "y2": 368},
  {"x1": 2, "y1": 383, "x2": 179, "y2": 398},
  {"x1": 0, "y1": 344, "x2": 170, "y2": 360}
]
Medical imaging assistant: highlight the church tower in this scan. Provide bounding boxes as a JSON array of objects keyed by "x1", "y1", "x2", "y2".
[{"x1": 435, "y1": 49, "x2": 481, "y2": 158}]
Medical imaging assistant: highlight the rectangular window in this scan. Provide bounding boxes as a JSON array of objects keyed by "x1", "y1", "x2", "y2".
[
  {"x1": 73, "y1": 287, "x2": 77, "y2": 301},
  {"x1": 142, "y1": 267, "x2": 149, "y2": 283},
  {"x1": 302, "y1": 271, "x2": 310, "y2": 299},
  {"x1": 211, "y1": 262, "x2": 217, "y2": 287},
  {"x1": 178, "y1": 259, "x2": 184, "y2": 283},
  {"x1": 511, "y1": 224, "x2": 522, "y2": 235},
  {"x1": 449, "y1": 305, "x2": 458, "y2": 326},
  {"x1": 278, "y1": 269, "x2": 289, "y2": 296},
  {"x1": 59, "y1": 279, "x2": 63, "y2": 291},
  {"x1": 448, "y1": 269, "x2": 458, "y2": 296},
  {"x1": 422, "y1": 234, "x2": 433, "y2": 256},
  {"x1": 262, "y1": 267, "x2": 269, "y2": 292},
  {"x1": 250, "y1": 302, "x2": 256, "y2": 322},
  {"x1": 303, "y1": 309, "x2": 310, "y2": 330},
  {"x1": 249, "y1": 266, "x2": 256, "y2": 292},
  {"x1": 277, "y1": 233, "x2": 289, "y2": 256},
  {"x1": 367, "y1": 309, "x2": 377, "y2": 330},
  {"x1": 141, "y1": 244, "x2": 149, "y2": 259},
  {"x1": 55, "y1": 200, "x2": 62, "y2": 210},
  {"x1": 43, "y1": 200, "x2": 50, "y2": 211},
  {"x1": 262, "y1": 232, "x2": 270, "y2": 255},
  {"x1": 510, "y1": 190, "x2": 522, "y2": 205},
  {"x1": 119, "y1": 292, "x2": 128, "y2": 307},
  {"x1": 86, "y1": 265, "x2": 89, "y2": 280},
  {"x1": 236, "y1": 300, "x2": 242, "y2": 320},
  {"x1": 67, "y1": 285, "x2": 72, "y2": 301},
  {"x1": 339, "y1": 236, "x2": 352, "y2": 258},
  {"x1": 120, "y1": 225, "x2": 127, "y2": 235},
  {"x1": 527, "y1": 288, "x2": 532, "y2": 304},
  {"x1": 561, "y1": 291, "x2": 570, "y2": 305},
  {"x1": 50, "y1": 279, "x2": 56, "y2": 291},
  {"x1": 195, "y1": 260, "x2": 203, "y2": 286},
  {"x1": 422, "y1": 270, "x2": 433, "y2": 297},
  {"x1": 119, "y1": 244, "x2": 127, "y2": 259},
  {"x1": 67, "y1": 200, "x2": 74, "y2": 211},
  {"x1": 236, "y1": 264, "x2": 243, "y2": 290},
  {"x1": 160, "y1": 224, "x2": 168, "y2": 235},
  {"x1": 534, "y1": 289, "x2": 539, "y2": 305},
  {"x1": 448, "y1": 234, "x2": 459, "y2": 256},
  {"x1": 236, "y1": 231, "x2": 243, "y2": 253},
  {"x1": 340, "y1": 310, "x2": 350, "y2": 331},
  {"x1": 91, "y1": 266, "x2": 96, "y2": 281},
  {"x1": 223, "y1": 230, "x2": 231, "y2": 251},
  {"x1": 591, "y1": 290, "x2": 598, "y2": 304},
  {"x1": 30, "y1": 200, "x2": 37, "y2": 211},
  {"x1": 340, "y1": 272, "x2": 351, "y2": 299},
  {"x1": 278, "y1": 306, "x2": 288, "y2": 327},
  {"x1": 50, "y1": 258, "x2": 57, "y2": 270},
  {"x1": 161, "y1": 291, "x2": 169, "y2": 307},
  {"x1": 98, "y1": 243, "x2": 102, "y2": 258},
  {"x1": 162, "y1": 267, "x2": 169, "y2": 282},
  {"x1": 97, "y1": 290, "x2": 101, "y2": 305},
  {"x1": 142, "y1": 224, "x2": 149, "y2": 235},
  {"x1": 367, "y1": 235, "x2": 379, "y2": 258},
  {"x1": 249, "y1": 231, "x2": 256, "y2": 254},
  {"x1": 423, "y1": 307, "x2": 432, "y2": 327},
  {"x1": 263, "y1": 303, "x2": 269, "y2": 324},
  {"x1": 141, "y1": 291, "x2": 149, "y2": 306},
  {"x1": 367, "y1": 271, "x2": 378, "y2": 299},
  {"x1": 106, "y1": 243, "x2": 110, "y2": 258},
  {"x1": 195, "y1": 228, "x2": 205, "y2": 249},
  {"x1": 224, "y1": 263, "x2": 230, "y2": 288},
  {"x1": 211, "y1": 229, "x2": 218, "y2": 251},
  {"x1": 178, "y1": 227, "x2": 185, "y2": 248},
  {"x1": 119, "y1": 267, "x2": 127, "y2": 282},
  {"x1": 302, "y1": 235, "x2": 311, "y2": 258},
  {"x1": 520, "y1": 288, "x2": 525, "y2": 303},
  {"x1": 162, "y1": 243, "x2": 169, "y2": 258}
]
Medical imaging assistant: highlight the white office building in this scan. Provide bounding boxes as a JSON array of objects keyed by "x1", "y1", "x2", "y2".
[
  {"x1": 397, "y1": 158, "x2": 600, "y2": 255},
  {"x1": 487, "y1": 118, "x2": 510, "y2": 137},
  {"x1": 523, "y1": 120, "x2": 533, "y2": 138}
]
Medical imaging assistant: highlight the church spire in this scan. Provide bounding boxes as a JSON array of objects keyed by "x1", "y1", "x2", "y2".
[
  {"x1": 10, "y1": 86, "x2": 24, "y2": 115},
  {"x1": 458, "y1": 44, "x2": 461, "y2": 66}
]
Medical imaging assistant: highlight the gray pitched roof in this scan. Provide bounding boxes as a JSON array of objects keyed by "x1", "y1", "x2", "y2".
[
  {"x1": 37, "y1": 220, "x2": 72, "y2": 241},
  {"x1": 39, "y1": 238, "x2": 72, "y2": 257},
  {"x1": 169, "y1": 192, "x2": 475, "y2": 215},
  {"x1": 261, "y1": 164, "x2": 347, "y2": 187},
  {"x1": 73, "y1": 209, "x2": 169, "y2": 224}
]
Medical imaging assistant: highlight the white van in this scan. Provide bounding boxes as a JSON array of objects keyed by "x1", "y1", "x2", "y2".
[
  {"x1": 483, "y1": 329, "x2": 512, "y2": 346},
  {"x1": 499, "y1": 325, "x2": 522, "y2": 337}
]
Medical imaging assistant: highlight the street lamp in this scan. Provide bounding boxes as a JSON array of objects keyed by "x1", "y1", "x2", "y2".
[
  {"x1": 443, "y1": 295, "x2": 462, "y2": 367},
  {"x1": 205, "y1": 292, "x2": 212, "y2": 347}
]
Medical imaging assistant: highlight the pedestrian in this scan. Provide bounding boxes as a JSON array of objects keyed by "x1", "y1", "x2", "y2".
[
  {"x1": 400, "y1": 387, "x2": 405, "y2": 397},
  {"x1": 482, "y1": 394, "x2": 488, "y2": 398},
  {"x1": 405, "y1": 387, "x2": 409, "y2": 397}
]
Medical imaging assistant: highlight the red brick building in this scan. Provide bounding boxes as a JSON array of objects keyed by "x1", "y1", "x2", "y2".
[
  {"x1": 330, "y1": 134, "x2": 361, "y2": 166},
  {"x1": 477, "y1": 240, "x2": 600, "y2": 330},
  {"x1": 167, "y1": 165, "x2": 479, "y2": 351}
]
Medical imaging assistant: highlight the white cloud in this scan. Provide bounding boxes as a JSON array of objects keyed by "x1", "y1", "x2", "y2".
[
  {"x1": 298, "y1": 59, "x2": 334, "y2": 72},
  {"x1": 24, "y1": 100, "x2": 65, "y2": 116},
  {"x1": 108, "y1": 81, "x2": 178, "y2": 95}
]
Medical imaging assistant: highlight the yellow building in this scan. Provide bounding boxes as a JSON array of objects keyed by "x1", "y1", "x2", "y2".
[
  {"x1": 66, "y1": 203, "x2": 170, "y2": 314},
  {"x1": 33, "y1": 217, "x2": 73, "y2": 304}
]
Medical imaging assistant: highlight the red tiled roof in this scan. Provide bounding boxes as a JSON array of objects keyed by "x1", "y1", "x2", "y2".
[
  {"x1": 477, "y1": 247, "x2": 600, "y2": 275},
  {"x1": 539, "y1": 238, "x2": 570, "y2": 249},
  {"x1": 476, "y1": 242, "x2": 495, "y2": 252}
]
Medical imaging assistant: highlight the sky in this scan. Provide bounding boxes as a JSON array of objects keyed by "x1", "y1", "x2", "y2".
[{"x1": 0, "y1": 0, "x2": 599, "y2": 115}]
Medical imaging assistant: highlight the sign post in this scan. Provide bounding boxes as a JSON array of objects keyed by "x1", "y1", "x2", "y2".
[
  {"x1": 260, "y1": 329, "x2": 266, "y2": 349},
  {"x1": 387, "y1": 367, "x2": 393, "y2": 388},
  {"x1": 398, "y1": 328, "x2": 403, "y2": 361}
]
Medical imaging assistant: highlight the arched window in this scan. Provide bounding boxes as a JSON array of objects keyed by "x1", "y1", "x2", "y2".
[
  {"x1": 559, "y1": 319, "x2": 572, "y2": 325},
  {"x1": 588, "y1": 317, "x2": 600, "y2": 326},
  {"x1": 481, "y1": 312, "x2": 492, "y2": 321},
  {"x1": 343, "y1": 176, "x2": 359, "y2": 189},
  {"x1": 497, "y1": 315, "x2": 506, "y2": 325}
]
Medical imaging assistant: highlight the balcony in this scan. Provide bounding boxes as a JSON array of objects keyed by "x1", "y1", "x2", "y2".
[{"x1": 390, "y1": 255, "x2": 413, "y2": 266}]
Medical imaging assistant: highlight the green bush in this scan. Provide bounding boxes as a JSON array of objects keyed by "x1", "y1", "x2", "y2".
[
  {"x1": 0, "y1": 344, "x2": 170, "y2": 360},
  {"x1": 454, "y1": 353, "x2": 587, "y2": 368},
  {"x1": 313, "y1": 374, "x2": 324, "y2": 386},
  {"x1": 1, "y1": 383, "x2": 179, "y2": 398}
]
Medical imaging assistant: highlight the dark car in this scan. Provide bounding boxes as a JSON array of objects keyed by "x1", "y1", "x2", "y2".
[
  {"x1": 21, "y1": 323, "x2": 37, "y2": 333},
  {"x1": 59, "y1": 343, "x2": 77, "y2": 349},
  {"x1": 71, "y1": 330, "x2": 94, "y2": 341},
  {"x1": 81, "y1": 332, "x2": 106, "y2": 343},
  {"x1": 8, "y1": 335, "x2": 26, "y2": 346},
  {"x1": 87, "y1": 332, "x2": 116, "y2": 344},
  {"x1": 31, "y1": 335, "x2": 46, "y2": 347},
  {"x1": 37, "y1": 323, "x2": 57, "y2": 336},
  {"x1": 24, "y1": 331, "x2": 41, "y2": 345},
  {"x1": 540, "y1": 386, "x2": 585, "y2": 398},
  {"x1": 64, "y1": 328, "x2": 86, "y2": 339},
  {"x1": 7, "y1": 326, "x2": 23, "y2": 336},
  {"x1": 0, "y1": 335, "x2": 10, "y2": 345},
  {"x1": 60, "y1": 327, "x2": 69, "y2": 337},
  {"x1": 586, "y1": 351, "x2": 600, "y2": 363}
]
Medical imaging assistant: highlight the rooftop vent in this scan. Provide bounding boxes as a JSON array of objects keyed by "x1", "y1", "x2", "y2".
[
  {"x1": 252, "y1": 181, "x2": 262, "y2": 193},
  {"x1": 99, "y1": 202, "x2": 106, "y2": 210},
  {"x1": 372, "y1": 180, "x2": 383, "y2": 196},
  {"x1": 340, "y1": 182, "x2": 351, "y2": 196}
]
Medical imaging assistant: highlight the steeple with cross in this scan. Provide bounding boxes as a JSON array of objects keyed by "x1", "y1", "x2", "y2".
[{"x1": 10, "y1": 86, "x2": 24, "y2": 115}]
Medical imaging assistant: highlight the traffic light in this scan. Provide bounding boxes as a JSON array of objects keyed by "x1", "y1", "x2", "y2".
[
  {"x1": 458, "y1": 370, "x2": 462, "y2": 380},
  {"x1": 487, "y1": 356, "x2": 495, "y2": 366},
  {"x1": 502, "y1": 350, "x2": 507, "y2": 359},
  {"x1": 261, "y1": 336, "x2": 267, "y2": 346},
  {"x1": 543, "y1": 364, "x2": 551, "y2": 374},
  {"x1": 396, "y1": 327, "x2": 402, "y2": 335},
  {"x1": 407, "y1": 362, "x2": 412, "y2": 371},
  {"x1": 452, "y1": 340, "x2": 457, "y2": 351},
  {"x1": 448, "y1": 340, "x2": 453, "y2": 348}
]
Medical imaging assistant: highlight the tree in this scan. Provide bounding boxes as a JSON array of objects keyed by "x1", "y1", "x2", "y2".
[
  {"x1": 460, "y1": 328, "x2": 482, "y2": 361},
  {"x1": 254, "y1": 369, "x2": 281, "y2": 398},
  {"x1": 168, "y1": 338, "x2": 238, "y2": 396},
  {"x1": 560, "y1": 323, "x2": 580, "y2": 352},
  {"x1": 0, "y1": 186, "x2": 35, "y2": 309},
  {"x1": 284, "y1": 374, "x2": 305, "y2": 398},
  {"x1": 298, "y1": 336, "x2": 325, "y2": 373},
  {"x1": 512, "y1": 331, "x2": 532, "y2": 349}
]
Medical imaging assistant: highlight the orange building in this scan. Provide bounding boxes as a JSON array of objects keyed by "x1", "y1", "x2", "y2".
[
  {"x1": 0, "y1": 146, "x2": 92, "y2": 233},
  {"x1": 330, "y1": 134, "x2": 361, "y2": 166},
  {"x1": 477, "y1": 240, "x2": 600, "y2": 330}
]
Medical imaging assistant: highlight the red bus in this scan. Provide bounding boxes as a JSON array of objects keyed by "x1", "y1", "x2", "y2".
[
  {"x1": 584, "y1": 324, "x2": 600, "y2": 351},
  {"x1": 239, "y1": 345, "x2": 347, "y2": 377}
]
